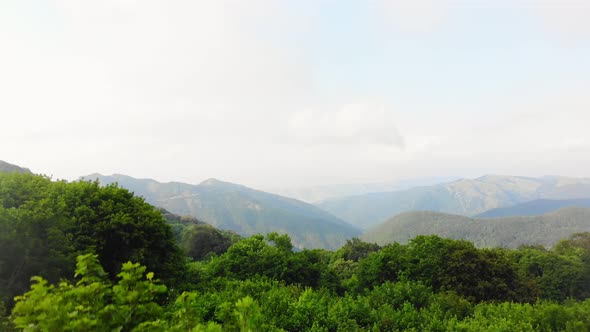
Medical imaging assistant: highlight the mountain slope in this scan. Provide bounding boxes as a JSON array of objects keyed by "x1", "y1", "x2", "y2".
[
  {"x1": 362, "y1": 207, "x2": 590, "y2": 249},
  {"x1": 82, "y1": 174, "x2": 360, "y2": 250},
  {"x1": 0, "y1": 160, "x2": 31, "y2": 174},
  {"x1": 476, "y1": 198, "x2": 590, "y2": 218},
  {"x1": 318, "y1": 175, "x2": 590, "y2": 229},
  {"x1": 266, "y1": 176, "x2": 458, "y2": 203}
]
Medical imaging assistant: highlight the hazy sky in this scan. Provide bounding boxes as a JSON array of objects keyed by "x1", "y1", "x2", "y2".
[{"x1": 1, "y1": 0, "x2": 590, "y2": 188}]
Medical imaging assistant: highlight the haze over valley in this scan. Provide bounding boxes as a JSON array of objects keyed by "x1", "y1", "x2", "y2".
[
  {"x1": 319, "y1": 175, "x2": 590, "y2": 229},
  {"x1": 5, "y1": 160, "x2": 590, "y2": 252},
  {"x1": 81, "y1": 173, "x2": 361, "y2": 250}
]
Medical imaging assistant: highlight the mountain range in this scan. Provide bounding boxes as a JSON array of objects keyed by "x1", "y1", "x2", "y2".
[
  {"x1": 318, "y1": 175, "x2": 590, "y2": 229},
  {"x1": 0, "y1": 160, "x2": 31, "y2": 174},
  {"x1": 475, "y1": 198, "x2": 590, "y2": 218},
  {"x1": 7, "y1": 158, "x2": 590, "y2": 251},
  {"x1": 362, "y1": 207, "x2": 590, "y2": 249},
  {"x1": 265, "y1": 176, "x2": 459, "y2": 203},
  {"x1": 82, "y1": 173, "x2": 361, "y2": 250}
]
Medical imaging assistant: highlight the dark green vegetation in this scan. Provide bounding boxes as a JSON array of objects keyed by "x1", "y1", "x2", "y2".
[
  {"x1": 476, "y1": 198, "x2": 590, "y2": 218},
  {"x1": 319, "y1": 175, "x2": 590, "y2": 229},
  {"x1": 8, "y1": 232, "x2": 590, "y2": 331},
  {"x1": 83, "y1": 174, "x2": 360, "y2": 250},
  {"x1": 4, "y1": 171, "x2": 590, "y2": 331},
  {"x1": 162, "y1": 209, "x2": 239, "y2": 261},
  {"x1": 0, "y1": 173, "x2": 186, "y2": 310},
  {"x1": 362, "y1": 208, "x2": 590, "y2": 248}
]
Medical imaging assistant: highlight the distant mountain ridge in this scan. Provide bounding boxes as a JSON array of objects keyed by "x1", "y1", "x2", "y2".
[
  {"x1": 82, "y1": 173, "x2": 360, "y2": 250},
  {"x1": 476, "y1": 198, "x2": 590, "y2": 218},
  {"x1": 362, "y1": 207, "x2": 590, "y2": 249},
  {"x1": 0, "y1": 160, "x2": 31, "y2": 174},
  {"x1": 318, "y1": 175, "x2": 590, "y2": 229},
  {"x1": 266, "y1": 176, "x2": 459, "y2": 203}
]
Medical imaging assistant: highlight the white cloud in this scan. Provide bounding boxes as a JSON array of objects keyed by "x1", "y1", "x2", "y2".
[
  {"x1": 1, "y1": 1, "x2": 590, "y2": 187},
  {"x1": 376, "y1": 0, "x2": 590, "y2": 41},
  {"x1": 287, "y1": 102, "x2": 405, "y2": 148},
  {"x1": 527, "y1": 0, "x2": 590, "y2": 40},
  {"x1": 51, "y1": 0, "x2": 311, "y2": 107},
  {"x1": 556, "y1": 137, "x2": 588, "y2": 150},
  {"x1": 0, "y1": 0, "x2": 318, "y2": 184},
  {"x1": 375, "y1": 0, "x2": 450, "y2": 32}
]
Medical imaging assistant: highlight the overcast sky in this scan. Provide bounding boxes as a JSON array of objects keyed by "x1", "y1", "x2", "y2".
[{"x1": 1, "y1": 0, "x2": 590, "y2": 188}]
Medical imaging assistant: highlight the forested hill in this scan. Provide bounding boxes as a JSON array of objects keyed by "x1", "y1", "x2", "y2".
[
  {"x1": 5, "y1": 171, "x2": 590, "y2": 330},
  {"x1": 159, "y1": 207, "x2": 239, "y2": 261},
  {"x1": 363, "y1": 207, "x2": 590, "y2": 248},
  {"x1": 318, "y1": 175, "x2": 590, "y2": 229},
  {"x1": 0, "y1": 172, "x2": 186, "y2": 314},
  {"x1": 475, "y1": 198, "x2": 590, "y2": 218},
  {"x1": 0, "y1": 160, "x2": 31, "y2": 174},
  {"x1": 82, "y1": 173, "x2": 360, "y2": 250}
]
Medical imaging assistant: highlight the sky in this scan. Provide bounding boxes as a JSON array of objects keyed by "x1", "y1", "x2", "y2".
[{"x1": 1, "y1": 0, "x2": 590, "y2": 189}]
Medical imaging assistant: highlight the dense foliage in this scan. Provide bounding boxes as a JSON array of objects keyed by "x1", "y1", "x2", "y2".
[
  {"x1": 8, "y1": 233, "x2": 590, "y2": 331},
  {"x1": 162, "y1": 210, "x2": 238, "y2": 261},
  {"x1": 3, "y1": 172, "x2": 590, "y2": 330},
  {"x1": 0, "y1": 173, "x2": 185, "y2": 309}
]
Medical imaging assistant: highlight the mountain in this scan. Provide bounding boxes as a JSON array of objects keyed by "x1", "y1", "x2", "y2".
[
  {"x1": 318, "y1": 175, "x2": 590, "y2": 229},
  {"x1": 82, "y1": 174, "x2": 360, "y2": 250},
  {"x1": 362, "y1": 207, "x2": 590, "y2": 249},
  {"x1": 265, "y1": 176, "x2": 458, "y2": 203},
  {"x1": 0, "y1": 160, "x2": 31, "y2": 174},
  {"x1": 476, "y1": 198, "x2": 590, "y2": 218}
]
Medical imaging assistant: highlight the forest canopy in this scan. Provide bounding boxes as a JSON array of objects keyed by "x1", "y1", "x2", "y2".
[
  {"x1": 0, "y1": 173, "x2": 185, "y2": 309},
  {"x1": 2, "y1": 172, "x2": 590, "y2": 331}
]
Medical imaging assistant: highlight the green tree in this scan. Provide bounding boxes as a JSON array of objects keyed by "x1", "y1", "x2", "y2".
[
  {"x1": 355, "y1": 236, "x2": 531, "y2": 302},
  {"x1": 334, "y1": 238, "x2": 381, "y2": 262},
  {"x1": 181, "y1": 224, "x2": 233, "y2": 261},
  {"x1": 11, "y1": 254, "x2": 167, "y2": 331},
  {"x1": 0, "y1": 173, "x2": 185, "y2": 311},
  {"x1": 48, "y1": 180, "x2": 185, "y2": 283},
  {"x1": 514, "y1": 247, "x2": 588, "y2": 301}
]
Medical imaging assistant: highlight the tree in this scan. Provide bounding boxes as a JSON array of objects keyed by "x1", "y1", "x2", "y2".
[
  {"x1": 355, "y1": 236, "x2": 531, "y2": 302},
  {"x1": 49, "y1": 180, "x2": 186, "y2": 283},
  {"x1": 181, "y1": 224, "x2": 234, "y2": 261},
  {"x1": 554, "y1": 232, "x2": 590, "y2": 263},
  {"x1": 334, "y1": 238, "x2": 381, "y2": 262},
  {"x1": 0, "y1": 173, "x2": 185, "y2": 311},
  {"x1": 514, "y1": 247, "x2": 589, "y2": 301},
  {"x1": 11, "y1": 254, "x2": 167, "y2": 331}
]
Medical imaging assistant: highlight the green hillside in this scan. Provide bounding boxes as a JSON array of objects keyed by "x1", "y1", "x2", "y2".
[
  {"x1": 5, "y1": 172, "x2": 590, "y2": 331},
  {"x1": 0, "y1": 172, "x2": 185, "y2": 312},
  {"x1": 0, "y1": 160, "x2": 31, "y2": 174},
  {"x1": 476, "y1": 198, "x2": 590, "y2": 218},
  {"x1": 82, "y1": 174, "x2": 360, "y2": 250},
  {"x1": 363, "y1": 207, "x2": 590, "y2": 248},
  {"x1": 319, "y1": 175, "x2": 590, "y2": 229}
]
